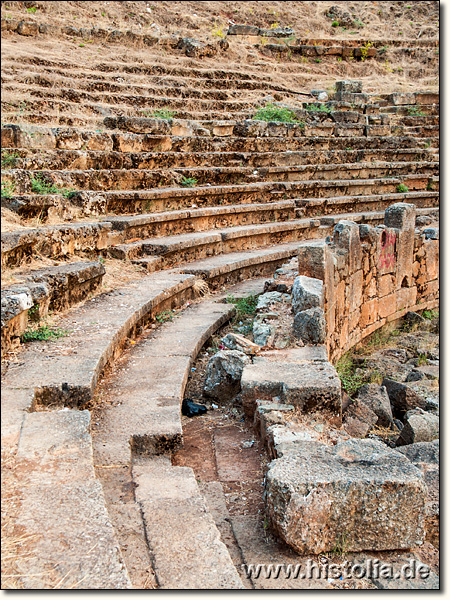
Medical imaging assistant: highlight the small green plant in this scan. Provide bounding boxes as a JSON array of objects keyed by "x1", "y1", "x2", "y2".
[
  {"x1": 422, "y1": 309, "x2": 439, "y2": 320},
  {"x1": 26, "y1": 6, "x2": 37, "y2": 13},
  {"x1": 226, "y1": 294, "x2": 258, "y2": 320},
  {"x1": 180, "y1": 176, "x2": 198, "y2": 187},
  {"x1": 29, "y1": 174, "x2": 75, "y2": 197},
  {"x1": 314, "y1": 58, "x2": 322, "y2": 63},
  {"x1": 397, "y1": 183, "x2": 409, "y2": 193},
  {"x1": 211, "y1": 21, "x2": 226, "y2": 38},
  {"x1": 305, "y1": 103, "x2": 332, "y2": 113},
  {"x1": 335, "y1": 353, "x2": 366, "y2": 396},
  {"x1": 329, "y1": 532, "x2": 349, "y2": 557},
  {"x1": 21, "y1": 324, "x2": 68, "y2": 342},
  {"x1": 253, "y1": 103, "x2": 302, "y2": 124},
  {"x1": 331, "y1": 20, "x2": 339, "y2": 27},
  {"x1": 360, "y1": 41, "x2": 373, "y2": 62},
  {"x1": 1, "y1": 150, "x2": 20, "y2": 168},
  {"x1": 155, "y1": 310, "x2": 175, "y2": 323},
  {"x1": 1, "y1": 181, "x2": 15, "y2": 199},
  {"x1": 79, "y1": 43, "x2": 85, "y2": 47},
  {"x1": 417, "y1": 353, "x2": 428, "y2": 366},
  {"x1": 427, "y1": 181, "x2": 435, "y2": 191},
  {"x1": 149, "y1": 108, "x2": 176, "y2": 119},
  {"x1": 384, "y1": 59, "x2": 393, "y2": 73},
  {"x1": 407, "y1": 106, "x2": 426, "y2": 116}
]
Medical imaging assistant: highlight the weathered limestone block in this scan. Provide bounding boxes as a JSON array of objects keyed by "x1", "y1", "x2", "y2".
[
  {"x1": 297, "y1": 239, "x2": 329, "y2": 281},
  {"x1": 227, "y1": 24, "x2": 260, "y2": 35},
  {"x1": 255, "y1": 291, "x2": 290, "y2": 312},
  {"x1": 385, "y1": 203, "x2": 416, "y2": 287},
  {"x1": 387, "y1": 92, "x2": 416, "y2": 106},
  {"x1": 17, "y1": 20, "x2": 39, "y2": 36},
  {"x1": 359, "y1": 298, "x2": 378, "y2": 328},
  {"x1": 293, "y1": 307, "x2": 326, "y2": 344},
  {"x1": 398, "y1": 440, "x2": 439, "y2": 548},
  {"x1": 265, "y1": 439, "x2": 427, "y2": 554},
  {"x1": 396, "y1": 411, "x2": 439, "y2": 446},
  {"x1": 335, "y1": 80, "x2": 363, "y2": 93},
  {"x1": 414, "y1": 91, "x2": 439, "y2": 105},
  {"x1": 355, "y1": 384, "x2": 394, "y2": 427},
  {"x1": 333, "y1": 220, "x2": 362, "y2": 274},
  {"x1": 334, "y1": 92, "x2": 368, "y2": 105},
  {"x1": 291, "y1": 275, "x2": 323, "y2": 315},
  {"x1": 233, "y1": 119, "x2": 268, "y2": 137},
  {"x1": 203, "y1": 350, "x2": 250, "y2": 401},
  {"x1": 252, "y1": 317, "x2": 275, "y2": 347},
  {"x1": 241, "y1": 354, "x2": 341, "y2": 418}
]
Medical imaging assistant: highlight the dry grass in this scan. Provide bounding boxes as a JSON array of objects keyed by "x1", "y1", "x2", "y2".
[{"x1": 0, "y1": 1, "x2": 439, "y2": 41}]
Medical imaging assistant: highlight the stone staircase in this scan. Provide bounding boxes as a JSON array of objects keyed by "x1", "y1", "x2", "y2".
[{"x1": 1, "y1": 6, "x2": 439, "y2": 589}]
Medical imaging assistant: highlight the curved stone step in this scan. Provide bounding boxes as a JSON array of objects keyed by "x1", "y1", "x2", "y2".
[
  {"x1": 297, "y1": 190, "x2": 439, "y2": 217},
  {"x1": 3, "y1": 161, "x2": 439, "y2": 195},
  {"x1": 2, "y1": 271, "x2": 196, "y2": 408},
  {"x1": 107, "y1": 200, "x2": 296, "y2": 242},
  {"x1": 1, "y1": 260, "x2": 105, "y2": 356},
  {"x1": 93, "y1": 301, "x2": 234, "y2": 464},
  {"x1": 110, "y1": 219, "x2": 315, "y2": 266},
  {"x1": 3, "y1": 123, "x2": 436, "y2": 154},
  {"x1": 2, "y1": 147, "x2": 437, "y2": 171}
]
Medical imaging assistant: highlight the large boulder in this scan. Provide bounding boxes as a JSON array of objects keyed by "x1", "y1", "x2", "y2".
[
  {"x1": 203, "y1": 350, "x2": 250, "y2": 401},
  {"x1": 265, "y1": 439, "x2": 427, "y2": 554},
  {"x1": 291, "y1": 275, "x2": 323, "y2": 315},
  {"x1": 355, "y1": 384, "x2": 394, "y2": 427}
]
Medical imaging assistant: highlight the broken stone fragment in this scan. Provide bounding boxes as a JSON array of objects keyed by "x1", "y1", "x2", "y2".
[
  {"x1": 265, "y1": 438, "x2": 427, "y2": 554},
  {"x1": 355, "y1": 383, "x2": 394, "y2": 427},
  {"x1": 382, "y1": 377, "x2": 436, "y2": 414},
  {"x1": 291, "y1": 275, "x2": 323, "y2": 315},
  {"x1": 255, "y1": 291, "x2": 291, "y2": 313},
  {"x1": 396, "y1": 410, "x2": 439, "y2": 446},
  {"x1": 203, "y1": 350, "x2": 250, "y2": 401},
  {"x1": 343, "y1": 398, "x2": 378, "y2": 438},
  {"x1": 252, "y1": 318, "x2": 275, "y2": 347},
  {"x1": 293, "y1": 307, "x2": 326, "y2": 344}
]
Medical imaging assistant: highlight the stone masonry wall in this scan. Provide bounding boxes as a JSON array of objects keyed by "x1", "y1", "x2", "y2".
[{"x1": 298, "y1": 203, "x2": 439, "y2": 363}]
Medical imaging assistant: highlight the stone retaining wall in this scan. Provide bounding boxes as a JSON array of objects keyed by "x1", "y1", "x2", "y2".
[{"x1": 297, "y1": 203, "x2": 439, "y2": 363}]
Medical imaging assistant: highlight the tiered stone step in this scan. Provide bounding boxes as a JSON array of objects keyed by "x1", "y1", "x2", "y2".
[
  {"x1": 2, "y1": 271, "x2": 197, "y2": 406},
  {"x1": 93, "y1": 301, "x2": 235, "y2": 464},
  {"x1": 2, "y1": 147, "x2": 437, "y2": 172},
  {"x1": 1, "y1": 221, "x2": 111, "y2": 268},
  {"x1": 110, "y1": 219, "x2": 317, "y2": 268},
  {"x1": 3, "y1": 161, "x2": 439, "y2": 195},
  {"x1": 297, "y1": 191, "x2": 439, "y2": 218},
  {"x1": 1, "y1": 260, "x2": 105, "y2": 356},
  {"x1": 3, "y1": 123, "x2": 438, "y2": 154}
]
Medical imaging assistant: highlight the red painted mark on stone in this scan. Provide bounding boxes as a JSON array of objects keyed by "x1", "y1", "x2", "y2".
[{"x1": 379, "y1": 231, "x2": 396, "y2": 269}]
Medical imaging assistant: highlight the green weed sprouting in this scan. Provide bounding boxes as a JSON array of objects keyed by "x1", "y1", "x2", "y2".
[
  {"x1": 21, "y1": 324, "x2": 68, "y2": 342},
  {"x1": 180, "y1": 176, "x2": 198, "y2": 187},
  {"x1": 253, "y1": 103, "x2": 304, "y2": 125}
]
